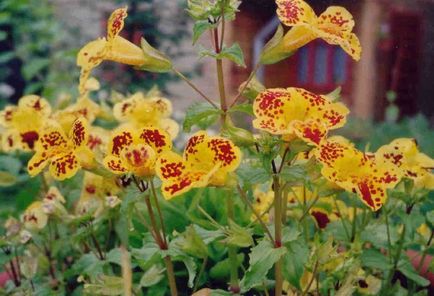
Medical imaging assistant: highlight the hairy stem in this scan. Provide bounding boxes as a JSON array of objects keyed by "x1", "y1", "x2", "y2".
[
  {"x1": 227, "y1": 191, "x2": 240, "y2": 293},
  {"x1": 172, "y1": 68, "x2": 218, "y2": 108},
  {"x1": 273, "y1": 174, "x2": 283, "y2": 296},
  {"x1": 236, "y1": 184, "x2": 274, "y2": 243}
]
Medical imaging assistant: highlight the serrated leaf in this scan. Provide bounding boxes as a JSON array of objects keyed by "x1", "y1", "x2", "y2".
[
  {"x1": 224, "y1": 220, "x2": 253, "y2": 247},
  {"x1": 193, "y1": 20, "x2": 216, "y2": 45},
  {"x1": 209, "y1": 253, "x2": 244, "y2": 280},
  {"x1": 228, "y1": 103, "x2": 253, "y2": 115},
  {"x1": 183, "y1": 102, "x2": 221, "y2": 132},
  {"x1": 283, "y1": 239, "x2": 309, "y2": 290},
  {"x1": 139, "y1": 264, "x2": 165, "y2": 287},
  {"x1": 360, "y1": 249, "x2": 391, "y2": 271},
  {"x1": 219, "y1": 43, "x2": 245, "y2": 67},
  {"x1": 240, "y1": 240, "x2": 287, "y2": 291}
]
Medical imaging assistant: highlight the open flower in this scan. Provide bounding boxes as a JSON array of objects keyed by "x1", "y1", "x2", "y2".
[
  {"x1": 253, "y1": 88, "x2": 349, "y2": 145},
  {"x1": 0, "y1": 95, "x2": 51, "y2": 151},
  {"x1": 375, "y1": 138, "x2": 434, "y2": 190},
  {"x1": 313, "y1": 137, "x2": 402, "y2": 211},
  {"x1": 103, "y1": 125, "x2": 172, "y2": 177},
  {"x1": 77, "y1": 7, "x2": 171, "y2": 95},
  {"x1": 252, "y1": 186, "x2": 274, "y2": 222},
  {"x1": 113, "y1": 91, "x2": 179, "y2": 138},
  {"x1": 156, "y1": 131, "x2": 242, "y2": 199},
  {"x1": 27, "y1": 118, "x2": 94, "y2": 180},
  {"x1": 261, "y1": 0, "x2": 361, "y2": 64},
  {"x1": 76, "y1": 172, "x2": 120, "y2": 216},
  {"x1": 22, "y1": 201, "x2": 48, "y2": 230}
]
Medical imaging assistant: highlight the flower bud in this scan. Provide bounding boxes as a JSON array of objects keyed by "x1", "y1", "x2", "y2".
[
  {"x1": 238, "y1": 75, "x2": 265, "y2": 101},
  {"x1": 222, "y1": 122, "x2": 255, "y2": 147}
]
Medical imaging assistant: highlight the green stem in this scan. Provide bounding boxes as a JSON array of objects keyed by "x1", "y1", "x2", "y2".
[
  {"x1": 150, "y1": 179, "x2": 168, "y2": 246},
  {"x1": 350, "y1": 206, "x2": 357, "y2": 242},
  {"x1": 226, "y1": 192, "x2": 240, "y2": 293},
  {"x1": 193, "y1": 256, "x2": 208, "y2": 292},
  {"x1": 213, "y1": 25, "x2": 228, "y2": 125},
  {"x1": 236, "y1": 184, "x2": 274, "y2": 243},
  {"x1": 383, "y1": 224, "x2": 406, "y2": 294},
  {"x1": 230, "y1": 63, "x2": 260, "y2": 108},
  {"x1": 273, "y1": 174, "x2": 283, "y2": 296},
  {"x1": 333, "y1": 199, "x2": 351, "y2": 241},
  {"x1": 172, "y1": 68, "x2": 218, "y2": 108},
  {"x1": 385, "y1": 212, "x2": 393, "y2": 264},
  {"x1": 164, "y1": 255, "x2": 178, "y2": 296}
]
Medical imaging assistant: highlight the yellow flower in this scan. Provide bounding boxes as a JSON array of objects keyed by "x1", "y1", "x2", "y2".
[
  {"x1": 77, "y1": 7, "x2": 171, "y2": 94},
  {"x1": 253, "y1": 88, "x2": 349, "y2": 145},
  {"x1": 54, "y1": 97, "x2": 101, "y2": 132},
  {"x1": 22, "y1": 201, "x2": 48, "y2": 230},
  {"x1": 252, "y1": 186, "x2": 274, "y2": 222},
  {"x1": 103, "y1": 125, "x2": 172, "y2": 177},
  {"x1": 313, "y1": 137, "x2": 402, "y2": 211},
  {"x1": 156, "y1": 131, "x2": 242, "y2": 199},
  {"x1": 76, "y1": 172, "x2": 120, "y2": 216},
  {"x1": 0, "y1": 95, "x2": 51, "y2": 151},
  {"x1": 77, "y1": 7, "x2": 140, "y2": 93},
  {"x1": 376, "y1": 138, "x2": 434, "y2": 190},
  {"x1": 262, "y1": 0, "x2": 361, "y2": 63},
  {"x1": 27, "y1": 118, "x2": 94, "y2": 180},
  {"x1": 113, "y1": 91, "x2": 179, "y2": 138}
]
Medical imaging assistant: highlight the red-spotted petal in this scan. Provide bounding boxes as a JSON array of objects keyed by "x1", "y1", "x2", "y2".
[
  {"x1": 108, "y1": 127, "x2": 134, "y2": 156},
  {"x1": 18, "y1": 95, "x2": 52, "y2": 116},
  {"x1": 138, "y1": 127, "x2": 172, "y2": 154},
  {"x1": 49, "y1": 151, "x2": 80, "y2": 180},
  {"x1": 107, "y1": 7, "x2": 127, "y2": 41},
  {"x1": 27, "y1": 152, "x2": 49, "y2": 177},
  {"x1": 103, "y1": 155, "x2": 128, "y2": 174},
  {"x1": 276, "y1": 0, "x2": 316, "y2": 26},
  {"x1": 156, "y1": 151, "x2": 208, "y2": 199},
  {"x1": 292, "y1": 120, "x2": 328, "y2": 145},
  {"x1": 70, "y1": 118, "x2": 89, "y2": 148},
  {"x1": 0, "y1": 105, "x2": 17, "y2": 127},
  {"x1": 37, "y1": 126, "x2": 69, "y2": 153}
]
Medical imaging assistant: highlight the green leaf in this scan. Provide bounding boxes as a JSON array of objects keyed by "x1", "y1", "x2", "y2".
[
  {"x1": 0, "y1": 51, "x2": 15, "y2": 64},
  {"x1": 398, "y1": 258, "x2": 430, "y2": 287},
  {"x1": 228, "y1": 103, "x2": 253, "y2": 115},
  {"x1": 139, "y1": 264, "x2": 165, "y2": 287},
  {"x1": 0, "y1": 171, "x2": 17, "y2": 187},
  {"x1": 209, "y1": 253, "x2": 244, "y2": 280},
  {"x1": 224, "y1": 220, "x2": 253, "y2": 247},
  {"x1": 360, "y1": 249, "x2": 391, "y2": 271},
  {"x1": 237, "y1": 163, "x2": 270, "y2": 185},
  {"x1": 183, "y1": 102, "x2": 221, "y2": 132},
  {"x1": 219, "y1": 43, "x2": 245, "y2": 67},
  {"x1": 192, "y1": 20, "x2": 216, "y2": 44},
  {"x1": 199, "y1": 43, "x2": 246, "y2": 67},
  {"x1": 240, "y1": 240, "x2": 287, "y2": 291},
  {"x1": 22, "y1": 57, "x2": 50, "y2": 80},
  {"x1": 210, "y1": 290, "x2": 233, "y2": 296},
  {"x1": 283, "y1": 239, "x2": 309, "y2": 290}
]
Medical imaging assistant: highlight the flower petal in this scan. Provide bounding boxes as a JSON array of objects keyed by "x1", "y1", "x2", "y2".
[
  {"x1": 23, "y1": 201, "x2": 48, "y2": 230},
  {"x1": 138, "y1": 127, "x2": 172, "y2": 154},
  {"x1": 107, "y1": 7, "x2": 127, "y2": 41},
  {"x1": 106, "y1": 36, "x2": 146, "y2": 66},
  {"x1": 159, "y1": 118, "x2": 180, "y2": 139},
  {"x1": 18, "y1": 95, "x2": 51, "y2": 116},
  {"x1": 77, "y1": 39, "x2": 107, "y2": 94},
  {"x1": 27, "y1": 152, "x2": 49, "y2": 177},
  {"x1": 45, "y1": 186, "x2": 66, "y2": 203},
  {"x1": 292, "y1": 120, "x2": 328, "y2": 145},
  {"x1": 107, "y1": 126, "x2": 135, "y2": 157},
  {"x1": 253, "y1": 88, "x2": 293, "y2": 134},
  {"x1": 113, "y1": 92, "x2": 144, "y2": 122},
  {"x1": 120, "y1": 144, "x2": 157, "y2": 177},
  {"x1": 156, "y1": 151, "x2": 209, "y2": 199},
  {"x1": 281, "y1": 25, "x2": 316, "y2": 52},
  {"x1": 0, "y1": 105, "x2": 17, "y2": 127},
  {"x1": 205, "y1": 136, "x2": 242, "y2": 172},
  {"x1": 276, "y1": 0, "x2": 316, "y2": 26},
  {"x1": 317, "y1": 6, "x2": 355, "y2": 34},
  {"x1": 69, "y1": 117, "x2": 89, "y2": 148},
  {"x1": 49, "y1": 151, "x2": 80, "y2": 180},
  {"x1": 103, "y1": 155, "x2": 128, "y2": 174},
  {"x1": 36, "y1": 125, "x2": 69, "y2": 153}
]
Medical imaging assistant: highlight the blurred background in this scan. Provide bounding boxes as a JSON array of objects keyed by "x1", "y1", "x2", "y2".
[{"x1": 0, "y1": 0, "x2": 433, "y2": 151}]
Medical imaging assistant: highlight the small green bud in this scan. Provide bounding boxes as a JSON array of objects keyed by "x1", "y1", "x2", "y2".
[
  {"x1": 238, "y1": 75, "x2": 265, "y2": 101},
  {"x1": 222, "y1": 124, "x2": 255, "y2": 147}
]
